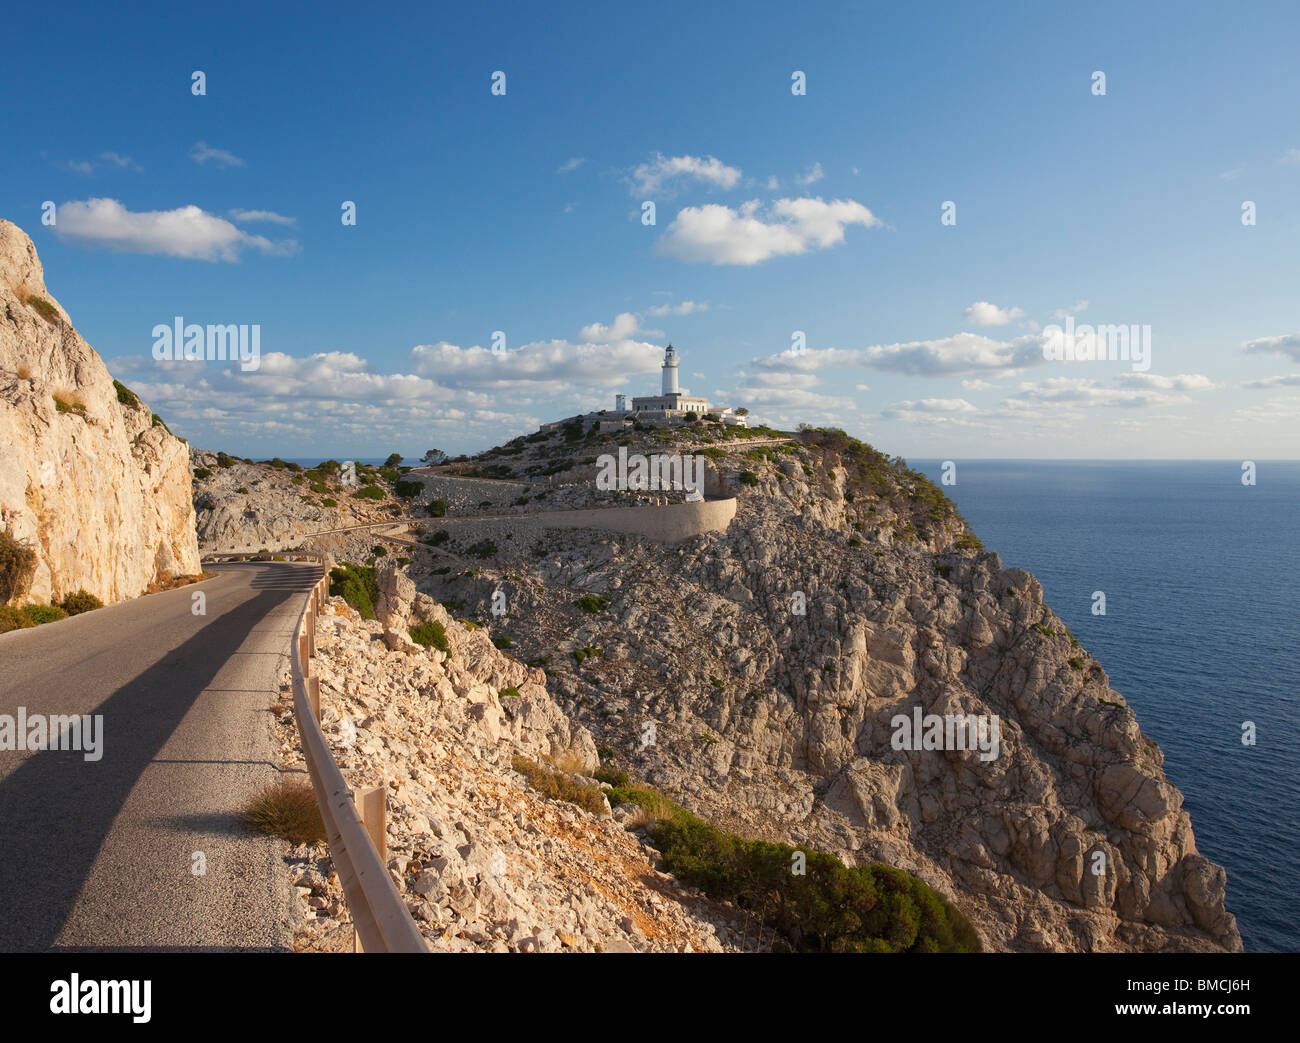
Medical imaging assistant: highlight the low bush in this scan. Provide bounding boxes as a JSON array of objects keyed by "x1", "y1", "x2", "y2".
[
  {"x1": 113, "y1": 379, "x2": 141, "y2": 409},
  {"x1": 353, "y1": 486, "x2": 385, "y2": 500},
  {"x1": 329, "y1": 562, "x2": 378, "y2": 619},
  {"x1": 574, "y1": 595, "x2": 609, "y2": 614},
  {"x1": 22, "y1": 604, "x2": 67, "y2": 625},
  {"x1": 0, "y1": 529, "x2": 38, "y2": 604},
  {"x1": 605, "y1": 785, "x2": 981, "y2": 953},
  {"x1": 409, "y1": 619, "x2": 449, "y2": 652},
  {"x1": 59, "y1": 589, "x2": 102, "y2": 615}
]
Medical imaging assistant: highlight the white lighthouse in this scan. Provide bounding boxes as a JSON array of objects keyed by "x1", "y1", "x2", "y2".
[{"x1": 661, "y1": 344, "x2": 680, "y2": 395}]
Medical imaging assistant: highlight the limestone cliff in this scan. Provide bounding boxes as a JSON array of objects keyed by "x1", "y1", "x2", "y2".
[
  {"x1": 0, "y1": 219, "x2": 199, "y2": 605},
  {"x1": 405, "y1": 425, "x2": 1242, "y2": 953}
]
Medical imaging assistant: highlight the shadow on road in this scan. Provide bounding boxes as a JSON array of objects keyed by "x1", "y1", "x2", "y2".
[{"x1": 0, "y1": 563, "x2": 321, "y2": 951}]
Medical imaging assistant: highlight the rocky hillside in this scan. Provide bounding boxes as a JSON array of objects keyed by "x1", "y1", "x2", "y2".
[
  {"x1": 191, "y1": 452, "x2": 414, "y2": 553},
  {"x1": 0, "y1": 219, "x2": 199, "y2": 605},
  {"x1": 285, "y1": 568, "x2": 744, "y2": 952},
  {"x1": 397, "y1": 423, "x2": 1241, "y2": 953}
]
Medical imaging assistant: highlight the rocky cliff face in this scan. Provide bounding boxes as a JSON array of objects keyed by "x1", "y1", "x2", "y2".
[
  {"x1": 0, "y1": 219, "x2": 199, "y2": 604},
  {"x1": 406, "y1": 426, "x2": 1242, "y2": 953},
  {"x1": 289, "y1": 571, "x2": 742, "y2": 952},
  {"x1": 191, "y1": 450, "x2": 404, "y2": 554}
]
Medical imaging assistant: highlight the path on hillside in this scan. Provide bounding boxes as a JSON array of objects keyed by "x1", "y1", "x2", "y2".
[{"x1": 0, "y1": 563, "x2": 321, "y2": 951}]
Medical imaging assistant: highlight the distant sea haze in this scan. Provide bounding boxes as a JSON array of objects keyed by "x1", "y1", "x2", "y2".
[{"x1": 914, "y1": 459, "x2": 1300, "y2": 953}]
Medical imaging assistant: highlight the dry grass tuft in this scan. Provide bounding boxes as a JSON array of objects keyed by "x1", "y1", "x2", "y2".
[{"x1": 242, "y1": 779, "x2": 326, "y2": 845}]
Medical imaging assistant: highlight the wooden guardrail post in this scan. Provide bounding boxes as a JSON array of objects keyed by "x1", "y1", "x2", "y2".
[
  {"x1": 356, "y1": 786, "x2": 386, "y2": 862},
  {"x1": 353, "y1": 785, "x2": 387, "y2": 955},
  {"x1": 307, "y1": 675, "x2": 320, "y2": 722},
  {"x1": 306, "y1": 605, "x2": 316, "y2": 658}
]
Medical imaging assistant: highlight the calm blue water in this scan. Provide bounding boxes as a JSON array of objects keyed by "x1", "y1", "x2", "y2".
[{"x1": 912, "y1": 460, "x2": 1299, "y2": 953}]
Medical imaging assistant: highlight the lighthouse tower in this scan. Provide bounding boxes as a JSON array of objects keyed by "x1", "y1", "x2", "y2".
[{"x1": 661, "y1": 344, "x2": 680, "y2": 395}]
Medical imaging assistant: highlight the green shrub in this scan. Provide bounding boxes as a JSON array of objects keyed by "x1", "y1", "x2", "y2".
[
  {"x1": 59, "y1": 590, "x2": 103, "y2": 615},
  {"x1": 370, "y1": 545, "x2": 388, "y2": 557},
  {"x1": 193, "y1": 467, "x2": 212, "y2": 480},
  {"x1": 574, "y1": 595, "x2": 609, "y2": 614},
  {"x1": 492, "y1": 633, "x2": 514, "y2": 650},
  {"x1": 427, "y1": 499, "x2": 448, "y2": 517},
  {"x1": 151, "y1": 413, "x2": 171, "y2": 434},
  {"x1": 510, "y1": 755, "x2": 606, "y2": 815},
  {"x1": 53, "y1": 395, "x2": 86, "y2": 415},
  {"x1": 934, "y1": 563, "x2": 952, "y2": 578},
  {"x1": 956, "y1": 530, "x2": 984, "y2": 550},
  {"x1": 700, "y1": 446, "x2": 727, "y2": 458},
  {"x1": 409, "y1": 619, "x2": 449, "y2": 652},
  {"x1": 425, "y1": 529, "x2": 450, "y2": 546},
  {"x1": 738, "y1": 470, "x2": 760, "y2": 486},
  {"x1": 394, "y1": 480, "x2": 422, "y2": 500},
  {"x1": 573, "y1": 645, "x2": 604, "y2": 664},
  {"x1": 216, "y1": 451, "x2": 237, "y2": 468},
  {"x1": 26, "y1": 293, "x2": 60, "y2": 323},
  {"x1": 329, "y1": 562, "x2": 378, "y2": 619},
  {"x1": 242, "y1": 780, "x2": 326, "y2": 845},
  {"x1": 353, "y1": 486, "x2": 385, "y2": 500},
  {"x1": 499, "y1": 686, "x2": 521, "y2": 699},
  {"x1": 236, "y1": 487, "x2": 249, "y2": 495},
  {"x1": 594, "y1": 763, "x2": 629, "y2": 787},
  {"x1": 465, "y1": 539, "x2": 498, "y2": 559},
  {"x1": 0, "y1": 605, "x2": 34, "y2": 634},
  {"x1": 113, "y1": 379, "x2": 141, "y2": 409},
  {"x1": 320, "y1": 497, "x2": 337, "y2": 507},
  {"x1": 0, "y1": 529, "x2": 38, "y2": 604},
  {"x1": 1068, "y1": 657, "x2": 1085, "y2": 671},
  {"x1": 608, "y1": 786, "x2": 981, "y2": 953},
  {"x1": 21, "y1": 603, "x2": 67, "y2": 625}
]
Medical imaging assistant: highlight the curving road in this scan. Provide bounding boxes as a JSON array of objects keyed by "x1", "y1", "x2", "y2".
[{"x1": 0, "y1": 562, "x2": 321, "y2": 951}]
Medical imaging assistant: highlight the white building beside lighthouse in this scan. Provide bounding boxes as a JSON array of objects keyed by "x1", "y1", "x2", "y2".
[
  {"x1": 538, "y1": 343, "x2": 747, "y2": 435},
  {"x1": 630, "y1": 344, "x2": 711, "y2": 414}
]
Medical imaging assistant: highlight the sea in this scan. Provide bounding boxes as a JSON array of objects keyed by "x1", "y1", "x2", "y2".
[{"x1": 912, "y1": 459, "x2": 1299, "y2": 953}]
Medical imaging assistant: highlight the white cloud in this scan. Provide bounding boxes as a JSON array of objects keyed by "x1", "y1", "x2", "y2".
[
  {"x1": 645, "y1": 299, "x2": 708, "y2": 317},
  {"x1": 880, "y1": 398, "x2": 984, "y2": 424},
  {"x1": 1051, "y1": 299, "x2": 1089, "y2": 319},
  {"x1": 1113, "y1": 372, "x2": 1216, "y2": 392},
  {"x1": 190, "y1": 141, "x2": 246, "y2": 168},
  {"x1": 962, "y1": 378, "x2": 995, "y2": 391},
  {"x1": 1243, "y1": 374, "x2": 1300, "y2": 389},
  {"x1": 754, "y1": 332, "x2": 1048, "y2": 377},
  {"x1": 628, "y1": 153, "x2": 741, "y2": 196},
  {"x1": 62, "y1": 152, "x2": 143, "y2": 175},
  {"x1": 1219, "y1": 166, "x2": 1244, "y2": 182},
  {"x1": 764, "y1": 175, "x2": 780, "y2": 190},
  {"x1": 795, "y1": 162, "x2": 824, "y2": 185},
  {"x1": 577, "y1": 312, "x2": 661, "y2": 342},
  {"x1": 1281, "y1": 148, "x2": 1300, "y2": 165},
  {"x1": 1242, "y1": 332, "x2": 1300, "y2": 363},
  {"x1": 1008, "y1": 376, "x2": 1197, "y2": 410},
  {"x1": 410, "y1": 337, "x2": 664, "y2": 390},
  {"x1": 963, "y1": 301, "x2": 1024, "y2": 326},
  {"x1": 53, "y1": 198, "x2": 298, "y2": 262},
  {"x1": 557, "y1": 157, "x2": 585, "y2": 174},
  {"x1": 229, "y1": 208, "x2": 296, "y2": 225},
  {"x1": 658, "y1": 196, "x2": 880, "y2": 265},
  {"x1": 855, "y1": 383, "x2": 871, "y2": 391}
]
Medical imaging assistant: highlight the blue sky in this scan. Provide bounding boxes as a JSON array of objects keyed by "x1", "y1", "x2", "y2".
[{"x1": 2, "y1": 0, "x2": 1298, "y2": 459}]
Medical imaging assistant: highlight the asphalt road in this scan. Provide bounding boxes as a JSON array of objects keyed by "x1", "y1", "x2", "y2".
[{"x1": 0, "y1": 562, "x2": 322, "y2": 951}]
